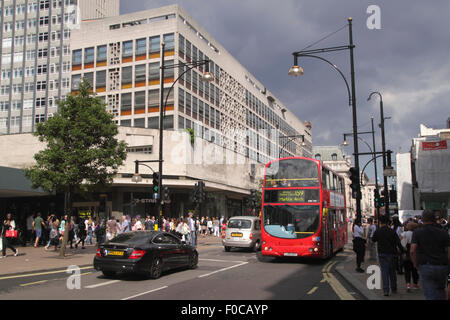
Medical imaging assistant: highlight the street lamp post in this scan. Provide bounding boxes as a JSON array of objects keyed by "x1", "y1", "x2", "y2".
[
  {"x1": 158, "y1": 43, "x2": 214, "y2": 216},
  {"x1": 278, "y1": 134, "x2": 306, "y2": 158},
  {"x1": 289, "y1": 18, "x2": 362, "y2": 222},
  {"x1": 368, "y1": 91, "x2": 390, "y2": 218}
]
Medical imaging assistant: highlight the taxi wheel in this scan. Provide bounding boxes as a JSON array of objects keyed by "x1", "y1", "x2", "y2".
[
  {"x1": 102, "y1": 270, "x2": 116, "y2": 278},
  {"x1": 149, "y1": 257, "x2": 163, "y2": 279},
  {"x1": 224, "y1": 246, "x2": 231, "y2": 252},
  {"x1": 252, "y1": 240, "x2": 261, "y2": 252},
  {"x1": 189, "y1": 251, "x2": 198, "y2": 269}
]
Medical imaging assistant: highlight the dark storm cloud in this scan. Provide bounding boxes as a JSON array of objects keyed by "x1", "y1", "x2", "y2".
[{"x1": 121, "y1": 0, "x2": 450, "y2": 178}]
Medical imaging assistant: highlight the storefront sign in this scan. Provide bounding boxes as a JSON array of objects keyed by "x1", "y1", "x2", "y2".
[{"x1": 422, "y1": 140, "x2": 447, "y2": 151}]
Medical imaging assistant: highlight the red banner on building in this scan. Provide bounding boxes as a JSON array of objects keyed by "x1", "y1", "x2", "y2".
[{"x1": 422, "y1": 140, "x2": 447, "y2": 151}]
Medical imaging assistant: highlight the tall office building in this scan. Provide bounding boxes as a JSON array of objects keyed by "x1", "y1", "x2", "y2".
[
  {"x1": 0, "y1": 0, "x2": 119, "y2": 135},
  {"x1": 70, "y1": 5, "x2": 312, "y2": 164}
]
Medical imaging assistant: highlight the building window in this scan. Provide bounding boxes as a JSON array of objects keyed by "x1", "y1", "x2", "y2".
[
  {"x1": 315, "y1": 154, "x2": 321, "y2": 160},
  {"x1": 71, "y1": 74, "x2": 81, "y2": 91},
  {"x1": 96, "y1": 70, "x2": 106, "y2": 89},
  {"x1": 178, "y1": 88, "x2": 185, "y2": 113},
  {"x1": 149, "y1": 36, "x2": 160, "y2": 56},
  {"x1": 72, "y1": 49, "x2": 82, "y2": 66},
  {"x1": 164, "y1": 33, "x2": 175, "y2": 52},
  {"x1": 121, "y1": 93, "x2": 132, "y2": 115},
  {"x1": 84, "y1": 47, "x2": 95, "y2": 65},
  {"x1": 121, "y1": 66, "x2": 132, "y2": 86},
  {"x1": 97, "y1": 45, "x2": 107, "y2": 63},
  {"x1": 148, "y1": 62, "x2": 160, "y2": 83},
  {"x1": 331, "y1": 153, "x2": 338, "y2": 161},
  {"x1": 148, "y1": 89, "x2": 159, "y2": 108},
  {"x1": 136, "y1": 38, "x2": 146, "y2": 56},
  {"x1": 122, "y1": 41, "x2": 133, "y2": 58},
  {"x1": 135, "y1": 64, "x2": 146, "y2": 84}
]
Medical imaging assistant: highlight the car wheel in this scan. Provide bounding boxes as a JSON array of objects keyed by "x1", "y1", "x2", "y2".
[
  {"x1": 189, "y1": 251, "x2": 198, "y2": 269},
  {"x1": 224, "y1": 246, "x2": 231, "y2": 252},
  {"x1": 102, "y1": 270, "x2": 116, "y2": 278},
  {"x1": 149, "y1": 257, "x2": 163, "y2": 279},
  {"x1": 252, "y1": 240, "x2": 261, "y2": 252}
]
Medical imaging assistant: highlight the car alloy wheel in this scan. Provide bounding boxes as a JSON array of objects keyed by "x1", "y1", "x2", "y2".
[
  {"x1": 150, "y1": 257, "x2": 162, "y2": 279},
  {"x1": 189, "y1": 251, "x2": 198, "y2": 269},
  {"x1": 253, "y1": 240, "x2": 261, "y2": 252}
]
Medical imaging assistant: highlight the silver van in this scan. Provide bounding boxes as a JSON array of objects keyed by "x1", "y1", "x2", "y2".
[{"x1": 222, "y1": 216, "x2": 261, "y2": 252}]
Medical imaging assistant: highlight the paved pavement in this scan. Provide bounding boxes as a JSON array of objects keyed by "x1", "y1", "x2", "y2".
[
  {"x1": 0, "y1": 234, "x2": 426, "y2": 300},
  {"x1": 334, "y1": 243, "x2": 424, "y2": 300}
]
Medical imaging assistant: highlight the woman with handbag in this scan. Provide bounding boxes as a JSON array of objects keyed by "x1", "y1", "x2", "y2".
[
  {"x1": 352, "y1": 218, "x2": 366, "y2": 273},
  {"x1": 1, "y1": 213, "x2": 19, "y2": 258}
]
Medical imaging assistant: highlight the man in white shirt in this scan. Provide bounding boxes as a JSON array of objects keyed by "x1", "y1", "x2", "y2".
[{"x1": 187, "y1": 212, "x2": 196, "y2": 247}]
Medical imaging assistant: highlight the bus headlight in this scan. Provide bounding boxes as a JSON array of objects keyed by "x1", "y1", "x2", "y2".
[{"x1": 314, "y1": 247, "x2": 319, "y2": 252}]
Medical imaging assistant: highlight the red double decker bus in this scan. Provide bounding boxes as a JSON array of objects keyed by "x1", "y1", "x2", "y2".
[{"x1": 261, "y1": 157, "x2": 347, "y2": 259}]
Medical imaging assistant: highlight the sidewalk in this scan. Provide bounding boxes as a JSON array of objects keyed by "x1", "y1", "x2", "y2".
[
  {"x1": 0, "y1": 234, "x2": 223, "y2": 277},
  {"x1": 335, "y1": 243, "x2": 425, "y2": 300}
]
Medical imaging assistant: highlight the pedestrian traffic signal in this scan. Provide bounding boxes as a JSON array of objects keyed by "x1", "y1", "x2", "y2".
[
  {"x1": 349, "y1": 167, "x2": 360, "y2": 199},
  {"x1": 379, "y1": 196, "x2": 385, "y2": 207},
  {"x1": 162, "y1": 186, "x2": 170, "y2": 202},
  {"x1": 198, "y1": 181, "x2": 206, "y2": 203},
  {"x1": 152, "y1": 172, "x2": 160, "y2": 194},
  {"x1": 373, "y1": 189, "x2": 380, "y2": 208}
]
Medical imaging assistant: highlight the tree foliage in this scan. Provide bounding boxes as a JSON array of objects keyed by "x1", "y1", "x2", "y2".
[{"x1": 24, "y1": 79, "x2": 127, "y2": 194}]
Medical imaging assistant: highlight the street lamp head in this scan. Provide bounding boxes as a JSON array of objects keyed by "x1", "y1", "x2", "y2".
[
  {"x1": 288, "y1": 65, "x2": 304, "y2": 77},
  {"x1": 132, "y1": 173, "x2": 143, "y2": 183},
  {"x1": 201, "y1": 71, "x2": 215, "y2": 82},
  {"x1": 342, "y1": 139, "x2": 349, "y2": 147}
]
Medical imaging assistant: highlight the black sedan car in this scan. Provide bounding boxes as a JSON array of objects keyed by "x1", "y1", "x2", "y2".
[{"x1": 94, "y1": 231, "x2": 198, "y2": 279}]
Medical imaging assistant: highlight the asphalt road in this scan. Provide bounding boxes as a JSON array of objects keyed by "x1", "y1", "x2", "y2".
[{"x1": 0, "y1": 245, "x2": 365, "y2": 301}]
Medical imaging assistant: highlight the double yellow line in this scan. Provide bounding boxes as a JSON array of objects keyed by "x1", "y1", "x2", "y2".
[{"x1": 322, "y1": 261, "x2": 355, "y2": 300}]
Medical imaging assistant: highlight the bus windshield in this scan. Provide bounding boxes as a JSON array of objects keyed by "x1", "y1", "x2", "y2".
[
  {"x1": 264, "y1": 159, "x2": 319, "y2": 188},
  {"x1": 263, "y1": 205, "x2": 320, "y2": 239}
]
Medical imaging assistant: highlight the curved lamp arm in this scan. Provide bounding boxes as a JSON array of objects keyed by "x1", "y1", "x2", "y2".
[{"x1": 294, "y1": 54, "x2": 352, "y2": 107}]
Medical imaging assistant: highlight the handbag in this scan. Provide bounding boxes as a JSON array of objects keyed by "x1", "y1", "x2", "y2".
[{"x1": 5, "y1": 230, "x2": 18, "y2": 238}]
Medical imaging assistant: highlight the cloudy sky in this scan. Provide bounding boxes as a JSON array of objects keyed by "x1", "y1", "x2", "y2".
[{"x1": 121, "y1": 0, "x2": 450, "y2": 182}]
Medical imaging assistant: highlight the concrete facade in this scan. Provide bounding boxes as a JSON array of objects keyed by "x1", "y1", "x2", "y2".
[{"x1": 0, "y1": 0, "x2": 119, "y2": 135}]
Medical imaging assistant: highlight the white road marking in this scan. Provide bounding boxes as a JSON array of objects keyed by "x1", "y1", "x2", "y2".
[
  {"x1": 198, "y1": 261, "x2": 249, "y2": 278},
  {"x1": 85, "y1": 280, "x2": 120, "y2": 289},
  {"x1": 199, "y1": 258, "x2": 247, "y2": 264},
  {"x1": 121, "y1": 286, "x2": 168, "y2": 300}
]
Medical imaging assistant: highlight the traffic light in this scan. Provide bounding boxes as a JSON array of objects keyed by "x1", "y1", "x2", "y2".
[
  {"x1": 198, "y1": 181, "x2": 206, "y2": 203},
  {"x1": 250, "y1": 189, "x2": 257, "y2": 208},
  {"x1": 349, "y1": 167, "x2": 360, "y2": 199},
  {"x1": 379, "y1": 196, "x2": 385, "y2": 207},
  {"x1": 373, "y1": 189, "x2": 380, "y2": 208},
  {"x1": 389, "y1": 189, "x2": 397, "y2": 203},
  {"x1": 162, "y1": 186, "x2": 170, "y2": 202},
  {"x1": 152, "y1": 172, "x2": 160, "y2": 194}
]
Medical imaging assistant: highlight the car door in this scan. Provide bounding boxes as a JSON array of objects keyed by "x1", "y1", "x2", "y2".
[
  {"x1": 152, "y1": 234, "x2": 177, "y2": 269},
  {"x1": 167, "y1": 233, "x2": 189, "y2": 267}
]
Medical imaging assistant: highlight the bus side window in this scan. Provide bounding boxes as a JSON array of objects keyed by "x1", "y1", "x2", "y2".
[{"x1": 322, "y1": 169, "x2": 327, "y2": 189}]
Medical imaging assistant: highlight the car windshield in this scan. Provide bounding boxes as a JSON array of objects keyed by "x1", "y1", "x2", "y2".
[
  {"x1": 228, "y1": 219, "x2": 252, "y2": 229},
  {"x1": 263, "y1": 205, "x2": 320, "y2": 239}
]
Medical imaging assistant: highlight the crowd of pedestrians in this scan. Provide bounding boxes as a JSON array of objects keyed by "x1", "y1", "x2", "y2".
[
  {"x1": 352, "y1": 209, "x2": 449, "y2": 300},
  {"x1": 104, "y1": 213, "x2": 228, "y2": 248}
]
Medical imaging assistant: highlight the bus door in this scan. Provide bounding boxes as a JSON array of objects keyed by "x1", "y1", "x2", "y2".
[{"x1": 322, "y1": 207, "x2": 329, "y2": 256}]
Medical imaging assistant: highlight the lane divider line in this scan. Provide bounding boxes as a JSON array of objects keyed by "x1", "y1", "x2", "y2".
[
  {"x1": 121, "y1": 286, "x2": 168, "y2": 300},
  {"x1": 85, "y1": 280, "x2": 120, "y2": 289},
  {"x1": 20, "y1": 280, "x2": 48, "y2": 287},
  {"x1": 0, "y1": 266, "x2": 93, "y2": 281},
  {"x1": 198, "y1": 261, "x2": 248, "y2": 278},
  {"x1": 307, "y1": 286, "x2": 318, "y2": 295}
]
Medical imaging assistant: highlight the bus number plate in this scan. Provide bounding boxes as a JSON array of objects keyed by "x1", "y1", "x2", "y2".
[{"x1": 284, "y1": 253, "x2": 298, "y2": 257}]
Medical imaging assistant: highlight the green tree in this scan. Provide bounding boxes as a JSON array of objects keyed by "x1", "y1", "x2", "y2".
[{"x1": 24, "y1": 79, "x2": 127, "y2": 257}]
